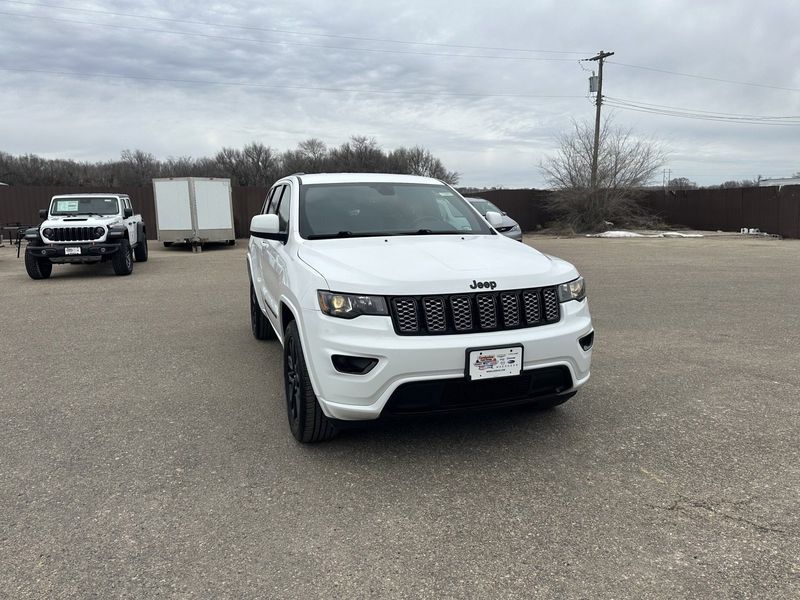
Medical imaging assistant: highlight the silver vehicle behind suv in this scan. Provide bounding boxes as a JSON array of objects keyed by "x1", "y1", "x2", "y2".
[{"x1": 466, "y1": 197, "x2": 522, "y2": 241}]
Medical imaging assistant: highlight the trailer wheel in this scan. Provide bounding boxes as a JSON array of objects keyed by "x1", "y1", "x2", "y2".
[
  {"x1": 112, "y1": 239, "x2": 134, "y2": 276},
  {"x1": 25, "y1": 252, "x2": 52, "y2": 279}
]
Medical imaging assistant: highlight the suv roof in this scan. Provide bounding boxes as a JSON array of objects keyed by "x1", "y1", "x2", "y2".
[
  {"x1": 51, "y1": 193, "x2": 130, "y2": 199},
  {"x1": 283, "y1": 173, "x2": 444, "y2": 186}
]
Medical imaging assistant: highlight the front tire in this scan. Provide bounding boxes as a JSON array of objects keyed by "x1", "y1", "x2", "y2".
[
  {"x1": 250, "y1": 282, "x2": 275, "y2": 340},
  {"x1": 284, "y1": 321, "x2": 336, "y2": 443},
  {"x1": 25, "y1": 252, "x2": 52, "y2": 279},
  {"x1": 112, "y1": 239, "x2": 134, "y2": 276},
  {"x1": 133, "y1": 236, "x2": 148, "y2": 262}
]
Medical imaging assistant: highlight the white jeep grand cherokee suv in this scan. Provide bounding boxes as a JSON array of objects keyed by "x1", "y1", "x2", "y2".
[{"x1": 247, "y1": 173, "x2": 593, "y2": 442}]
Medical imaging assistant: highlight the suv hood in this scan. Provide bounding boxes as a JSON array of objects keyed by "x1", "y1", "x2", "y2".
[
  {"x1": 298, "y1": 234, "x2": 578, "y2": 295},
  {"x1": 43, "y1": 215, "x2": 122, "y2": 227}
]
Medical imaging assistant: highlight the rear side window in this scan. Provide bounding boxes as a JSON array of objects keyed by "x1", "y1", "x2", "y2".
[
  {"x1": 262, "y1": 186, "x2": 279, "y2": 214},
  {"x1": 268, "y1": 186, "x2": 285, "y2": 215},
  {"x1": 277, "y1": 186, "x2": 291, "y2": 232}
]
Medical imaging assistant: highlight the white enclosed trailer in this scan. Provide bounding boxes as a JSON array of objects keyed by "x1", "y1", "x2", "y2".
[{"x1": 152, "y1": 177, "x2": 235, "y2": 250}]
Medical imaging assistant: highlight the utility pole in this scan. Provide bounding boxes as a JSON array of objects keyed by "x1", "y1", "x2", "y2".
[{"x1": 585, "y1": 50, "x2": 614, "y2": 190}]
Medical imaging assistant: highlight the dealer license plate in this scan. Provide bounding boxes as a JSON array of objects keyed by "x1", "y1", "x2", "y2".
[
  {"x1": 467, "y1": 346, "x2": 523, "y2": 381},
  {"x1": 64, "y1": 247, "x2": 81, "y2": 255}
]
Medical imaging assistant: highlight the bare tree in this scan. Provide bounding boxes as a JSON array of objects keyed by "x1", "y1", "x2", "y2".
[
  {"x1": 668, "y1": 177, "x2": 697, "y2": 190},
  {"x1": 387, "y1": 146, "x2": 459, "y2": 184},
  {"x1": 541, "y1": 119, "x2": 666, "y2": 231}
]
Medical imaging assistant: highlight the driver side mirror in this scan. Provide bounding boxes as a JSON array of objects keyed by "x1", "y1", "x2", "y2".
[
  {"x1": 39, "y1": 209, "x2": 48, "y2": 220},
  {"x1": 485, "y1": 211, "x2": 503, "y2": 227},
  {"x1": 250, "y1": 213, "x2": 288, "y2": 243},
  {"x1": 124, "y1": 207, "x2": 133, "y2": 218}
]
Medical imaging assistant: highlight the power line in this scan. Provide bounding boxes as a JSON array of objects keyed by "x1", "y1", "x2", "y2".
[
  {"x1": 605, "y1": 96, "x2": 800, "y2": 120},
  {"x1": 0, "y1": 10, "x2": 579, "y2": 63},
  {"x1": 0, "y1": 0, "x2": 591, "y2": 56},
  {"x1": 608, "y1": 61, "x2": 800, "y2": 93},
  {"x1": 604, "y1": 98, "x2": 800, "y2": 126},
  {"x1": 0, "y1": 65, "x2": 586, "y2": 99}
]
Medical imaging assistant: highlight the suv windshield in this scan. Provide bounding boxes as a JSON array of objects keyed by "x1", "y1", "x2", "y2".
[
  {"x1": 467, "y1": 198, "x2": 502, "y2": 216},
  {"x1": 50, "y1": 197, "x2": 120, "y2": 216},
  {"x1": 299, "y1": 183, "x2": 493, "y2": 239}
]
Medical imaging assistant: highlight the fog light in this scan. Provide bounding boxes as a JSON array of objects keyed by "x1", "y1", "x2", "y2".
[
  {"x1": 579, "y1": 331, "x2": 594, "y2": 351},
  {"x1": 332, "y1": 354, "x2": 378, "y2": 375},
  {"x1": 100, "y1": 247, "x2": 106, "y2": 253},
  {"x1": 40, "y1": 250, "x2": 47, "y2": 255}
]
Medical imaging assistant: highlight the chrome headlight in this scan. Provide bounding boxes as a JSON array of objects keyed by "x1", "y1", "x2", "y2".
[
  {"x1": 557, "y1": 277, "x2": 586, "y2": 302},
  {"x1": 318, "y1": 291, "x2": 388, "y2": 319}
]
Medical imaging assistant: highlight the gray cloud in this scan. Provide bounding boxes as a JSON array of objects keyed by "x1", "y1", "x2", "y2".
[{"x1": 0, "y1": 0, "x2": 798, "y2": 187}]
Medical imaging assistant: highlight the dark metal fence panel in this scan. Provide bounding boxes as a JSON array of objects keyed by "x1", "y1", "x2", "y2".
[
  {"x1": 0, "y1": 185, "x2": 156, "y2": 236},
  {"x1": 777, "y1": 186, "x2": 800, "y2": 239},
  {"x1": 642, "y1": 185, "x2": 799, "y2": 238},
  {"x1": 4, "y1": 184, "x2": 799, "y2": 239},
  {"x1": 232, "y1": 187, "x2": 268, "y2": 237}
]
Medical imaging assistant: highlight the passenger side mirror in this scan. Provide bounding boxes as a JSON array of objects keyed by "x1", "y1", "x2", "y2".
[
  {"x1": 250, "y1": 214, "x2": 287, "y2": 243},
  {"x1": 124, "y1": 207, "x2": 133, "y2": 218},
  {"x1": 39, "y1": 209, "x2": 48, "y2": 220},
  {"x1": 485, "y1": 211, "x2": 503, "y2": 227}
]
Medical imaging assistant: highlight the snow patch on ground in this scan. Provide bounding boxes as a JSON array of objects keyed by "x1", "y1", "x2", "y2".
[{"x1": 588, "y1": 230, "x2": 704, "y2": 238}]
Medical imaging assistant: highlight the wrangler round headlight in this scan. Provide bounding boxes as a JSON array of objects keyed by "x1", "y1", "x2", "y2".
[
  {"x1": 43, "y1": 228, "x2": 54, "y2": 238},
  {"x1": 94, "y1": 226, "x2": 105, "y2": 237},
  {"x1": 557, "y1": 276, "x2": 586, "y2": 302},
  {"x1": 318, "y1": 291, "x2": 388, "y2": 319}
]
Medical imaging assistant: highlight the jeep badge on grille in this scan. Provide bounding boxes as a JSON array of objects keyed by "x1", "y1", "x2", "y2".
[{"x1": 469, "y1": 280, "x2": 497, "y2": 290}]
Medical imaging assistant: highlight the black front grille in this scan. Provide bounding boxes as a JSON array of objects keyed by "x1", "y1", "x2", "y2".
[
  {"x1": 389, "y1": 286, "x2": 561, "y2": 335},
  {"x1": 46, "y1": 227, "x2": 103, "y2": 242},
  {"x1": 384, "y1": 366, "x2": 573, "y2": 414}
]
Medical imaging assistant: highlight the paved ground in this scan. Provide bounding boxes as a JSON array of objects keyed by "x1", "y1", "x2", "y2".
[{"x1": 1, "y1": 237, "x2": 798, "y2": 599}]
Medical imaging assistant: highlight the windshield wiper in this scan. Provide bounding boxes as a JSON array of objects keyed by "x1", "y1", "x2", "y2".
[
  {"x1": 401, "y1": 229, "x2": 467, "y2": 236},
  {"x1": 307, "y1": 231, "x2": 355, "y2": 239}
]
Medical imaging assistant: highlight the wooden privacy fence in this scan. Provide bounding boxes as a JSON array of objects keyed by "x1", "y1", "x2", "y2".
[{"x1": 2, "y1": 184, "x2": 799, "y2": 238}]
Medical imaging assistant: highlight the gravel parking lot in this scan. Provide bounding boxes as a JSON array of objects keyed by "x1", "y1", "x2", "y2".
[{"x1": 1, "y1": 236, "x2": 798, "y2": 599}]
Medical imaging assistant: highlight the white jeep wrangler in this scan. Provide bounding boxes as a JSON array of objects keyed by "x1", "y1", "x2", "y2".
[
  {"x1": 247, "y1": 174, "x2": 594, "y2": 442},
  {"x1": 24, "y1": 194, "x2": 148, "y2": 279}
]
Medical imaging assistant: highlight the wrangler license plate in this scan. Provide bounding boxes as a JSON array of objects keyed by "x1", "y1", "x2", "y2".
[
  {"x1": 467, "y1": 345, "x2": 523, "y2": 381},
  {"x1": 64, "y1": 247, "x2": 81, "y2": 255}
]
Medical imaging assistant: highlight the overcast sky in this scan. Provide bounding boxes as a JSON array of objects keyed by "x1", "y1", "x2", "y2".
[{"x1": 1, "y1": 0, "x2": 798, "y2": 187}]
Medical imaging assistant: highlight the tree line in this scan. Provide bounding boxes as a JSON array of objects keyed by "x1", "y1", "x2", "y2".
[{"x1": 0, "y1": 136, "x2": 459, "y2": 187}]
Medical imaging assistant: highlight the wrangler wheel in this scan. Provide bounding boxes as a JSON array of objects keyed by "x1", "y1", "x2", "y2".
[
  {"x1": 112, "y1": 239, "x2": 133, "y2": 276},
  {"x1": 133, "y1": 236, "x2": 148, "y2": 262},
  {"x1": 25, "y1": 252, "x2": 52, "y2": 279}
]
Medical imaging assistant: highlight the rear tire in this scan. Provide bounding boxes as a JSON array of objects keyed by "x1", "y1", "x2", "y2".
[
  {"x1": 25, "y1": 252, "x2": 52, "y2": 279},
  {"x1": 250, "y1": 282, "x2": 275, "y2": 340},
  {"x1": 133, "y1": 236, "x2": 148, "y2": 262},
  {"x1": 112, "y1": 239, "x2": 134, "y2": 276},
  {"x1": 284, "y1": 321, "x2": 336, "y2": 443}
]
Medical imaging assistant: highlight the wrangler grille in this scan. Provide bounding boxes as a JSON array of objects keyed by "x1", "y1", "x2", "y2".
[
  {"x1": 389, "y1": 287, "x2": 561, "y2": 335},
  {"x1": 44, "y1": 227, "x2": 103, "y2": 242}
]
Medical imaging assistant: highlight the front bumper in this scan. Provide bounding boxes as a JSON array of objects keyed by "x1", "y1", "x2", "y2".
[
  {"x1": 300, "y1": 298, "x2": 593, "y2": 420},
  {"x1": 26, "y1": 243, "x2": 120, "y2": 258}
]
